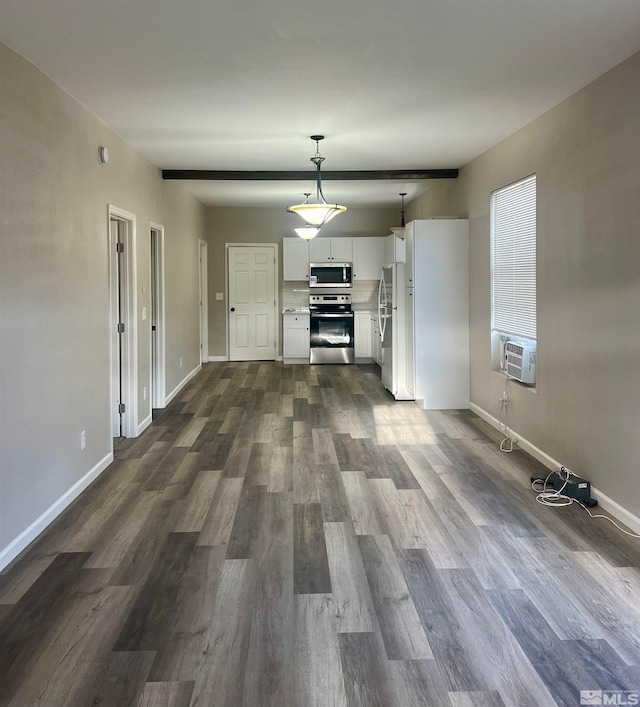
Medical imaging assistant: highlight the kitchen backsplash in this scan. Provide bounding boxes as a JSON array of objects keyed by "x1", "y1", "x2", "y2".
[{"x1": 282, "y1": 280, "x2": 379, "y2": 310}]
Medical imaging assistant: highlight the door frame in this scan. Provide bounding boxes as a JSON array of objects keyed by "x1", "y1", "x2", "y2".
[
  {"x1": 108, "y1": 204, "x2": 138, "y2": 439},
  {"x1": 225, "y1": 243, "x2": 279, "y2": 361},
  {"x1": 199, "y1": 239, "x2": 209, "y2": 363},
  {"x1": 150, "y1": 221, "x2": 166, "y2": 408}
]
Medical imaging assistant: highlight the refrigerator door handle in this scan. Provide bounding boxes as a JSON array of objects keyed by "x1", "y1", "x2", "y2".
[{"x1": 378, "y1": 274, "x2": 387, "y2": 342}]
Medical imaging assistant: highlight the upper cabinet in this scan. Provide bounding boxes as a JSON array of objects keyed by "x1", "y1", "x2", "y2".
[
  {"x1": 385, "y1": 233, "x2": 406, "y2": 265},
  {"x1": 283, "y1": 238, "x2": 310, "y2": 281},
  {"x1": 353, "y1": 236, "x2": 386, "y2": 280},
  {"x1": 284, "y1": 235, "x2": 390, "y2": 282},
  {"x1": 309, "y1": 237, "x2": 353, "y2": 262}
]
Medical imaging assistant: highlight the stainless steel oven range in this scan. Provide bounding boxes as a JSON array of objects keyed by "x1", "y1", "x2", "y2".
[{"x1": 309, "y1": 294, "x2": 354, "y2": 365}]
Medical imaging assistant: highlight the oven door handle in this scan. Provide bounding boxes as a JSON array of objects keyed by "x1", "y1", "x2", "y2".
[{"x1": 311, "y1": 312, "x2": 354, "y2": 318}]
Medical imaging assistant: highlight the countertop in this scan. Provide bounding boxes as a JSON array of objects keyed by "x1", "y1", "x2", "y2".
[{"x1": 282, "y1": 307, "x2": 376, "y2": 314}]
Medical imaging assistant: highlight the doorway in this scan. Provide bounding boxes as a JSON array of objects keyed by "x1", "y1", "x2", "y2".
[
  {"x1": 108, "y1": 205, "x2": 138, "y2": 439},
  {"x1": 227, "y1": 244, "x2": 277, "y2": 361},
  {"x1": 199, "y1": 240, "x2": 208, "y2": 364},
  {"x1": 150, "y1": 223, "x2": 166, "y2": 409}
]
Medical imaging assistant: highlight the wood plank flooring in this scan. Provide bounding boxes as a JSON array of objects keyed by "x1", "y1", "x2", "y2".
[{"x1": 2, "y1": 361, "x2": 640, "y2": 706}]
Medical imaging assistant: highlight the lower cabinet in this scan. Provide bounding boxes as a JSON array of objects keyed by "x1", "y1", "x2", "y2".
[
  {"x1": 283, "y1": 313, "x2": 310, "y2": 362},
  {"x1": 354, "y1": 312, "x2": 373, "y2": 360}
]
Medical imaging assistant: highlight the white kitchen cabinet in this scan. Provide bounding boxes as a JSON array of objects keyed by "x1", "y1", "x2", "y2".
[
  {"x1": 309, "y1": 238, "x2": 331, "y2": 262},
  {"x1": 354, "y1": 312, "x2": 373, "y2": 360},
  {"x1": 406, "y1": 218, "x2": 469, "y2": 409},
  {"x1": 405, "y1": 288, "x2": 415, "y2": 397},
  {"x1": 404, "y1": 219, "x2": 463, "y2": 287},
  {"x1": 353, "y1": 237, "x2": 386, "y2": 280},
  {"x1": 283, "y1": 238, "x2": 310, "y2": 281},
  {"x1": 385, "y1": 233, "x2": 406, "y2": 265},
  {"x1": 371, "y1": 314, "x2": 382, "y2": 365},
  {"x1": 404, "y1": 222, "x2": 414, "y2": 287},
  {"x1": 283, "y1": 313, "x2": 310, "y2": 362},
  {"x1": 309, "y1": 237, "x2": 353, "y2": 262}
]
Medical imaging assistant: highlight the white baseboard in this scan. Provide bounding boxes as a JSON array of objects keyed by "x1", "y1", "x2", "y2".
[
  {"x1": 208, "y1": 356, "x2": 284, "y2": 363},
  {"x1": 137, "y1": 414, "x2": 152, "y2": 436},
  {"x1": 0, "y1": 451, "x2": 114, "y2": 572},
  {"x1": 469, "y1": 402, "x2": 640, "y2": 536},
  {"x1": 164, "y1": 363, "x2": 202, "y2": 406},
  {"x1": 589, "y1": 489, "x2": 640, "y2": 537},
  {"x1": 469, "y1": 403, "x2": 559, "y2": 469}
]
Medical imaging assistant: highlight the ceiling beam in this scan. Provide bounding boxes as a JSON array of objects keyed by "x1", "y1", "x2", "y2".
[{"x1": 162, "y1": 168, "x2": 458, "y2": 181}]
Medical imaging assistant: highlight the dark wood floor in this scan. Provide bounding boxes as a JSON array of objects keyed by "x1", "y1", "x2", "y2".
[{"x1": 1, "y1": 362, "x2": 640, "y2": 706}]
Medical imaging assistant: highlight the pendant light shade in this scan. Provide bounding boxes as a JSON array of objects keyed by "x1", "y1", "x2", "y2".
[
  {"x1": 294, "y1": 226, "x2": 320, "y2": 240},
  {"x1": 288, "y1": 136, "x2": 347, "y2": 236},
  {"x1": 289, "y1": 201, "x2": 346, "y2": 226}
]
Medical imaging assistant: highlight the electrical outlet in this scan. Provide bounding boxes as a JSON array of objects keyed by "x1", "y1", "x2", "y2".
[
  {"x1": 180, "y1": 357, "x2": 183, "y2": 368},
  {"x1": 80, "y1": 430, "x2": 86, "y2": 451},
  {"x1": 216, "y1": 292, "x2": 223, "y2": 301},
  {"x1": 143, "y1": 386, "x2": 147, "y2": 401}
]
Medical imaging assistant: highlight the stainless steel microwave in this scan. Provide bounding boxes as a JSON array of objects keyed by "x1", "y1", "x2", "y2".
[{"x1": 309, "y1": 262, "x2": 353, "y2": 288}]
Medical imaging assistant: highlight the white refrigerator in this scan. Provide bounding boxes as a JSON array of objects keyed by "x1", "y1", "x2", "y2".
[{"x1": 378, "y1": 263, "x2": 413, "y2": 400}]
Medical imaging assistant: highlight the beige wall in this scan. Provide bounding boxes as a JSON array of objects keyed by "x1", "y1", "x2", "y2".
[
  {"x1": 405, "y1": 179, "x2": 461, "y2": 223},
  {"x1": 205, "y1": 205, "x2": 398, "y2": 357},
  {"x1": 456, "y1": 52, "x2": 640, "y2": 517},
  {"x1": 160, "y1": 182, "x2": 206, "y2": 394},
  {"x1": 0, "y1": 44, "x2": 206, "y2": 563}
]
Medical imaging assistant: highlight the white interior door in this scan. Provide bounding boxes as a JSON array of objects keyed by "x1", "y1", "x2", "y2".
[
  {"x1": 110, "y1": 219, "x2": 122, "y2": 437},
  {"x1": 150, "y1": 223, "x2": 165, "y2": 409},
  {"x1": 228, "y1": 245, "x2": 277, "y2": 361},
  {"x1": 199, "y1": 240, "x2": 208, "y2": 363},
  {"x1": 108, "y1": 205, "x2": 138, "y2": 439}
]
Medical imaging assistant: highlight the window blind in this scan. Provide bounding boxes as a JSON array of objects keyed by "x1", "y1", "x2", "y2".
[{"x1": 491, "y1": 174, "x2": 537, "y2": 341}]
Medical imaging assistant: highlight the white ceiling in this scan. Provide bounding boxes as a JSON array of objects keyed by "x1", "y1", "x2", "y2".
[{"x1": 1, "y1": 0, "x2": 639, "y2": 207}]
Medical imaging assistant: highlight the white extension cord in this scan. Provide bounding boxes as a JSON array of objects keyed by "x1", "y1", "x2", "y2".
[
  {"x1": 498, "y1": 374, "x2": 516, "y2": 453},
  {"x1": 532, "y1": 466, "x2": 640, "y2": 539},
  {"x1": 497, "y1": 374, "x2": 639, "y2": 539}
]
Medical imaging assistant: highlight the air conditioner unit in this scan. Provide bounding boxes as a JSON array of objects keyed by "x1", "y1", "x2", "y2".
[{"x1": 501, "y1": 340, "x2": 536, "y2": 384}]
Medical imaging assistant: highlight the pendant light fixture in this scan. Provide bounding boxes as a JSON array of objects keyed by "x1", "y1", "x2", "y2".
[
  {"x1": 390, "y1": 192, "x2": 407, "y2": 239},
  {"x1": 288, "y1": 135, "x2": 347, "y2": 235}
]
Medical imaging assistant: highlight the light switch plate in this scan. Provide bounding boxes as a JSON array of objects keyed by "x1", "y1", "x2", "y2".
[{"x1": 216, "y1": 292, "x2": 223, "y2": 301}]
